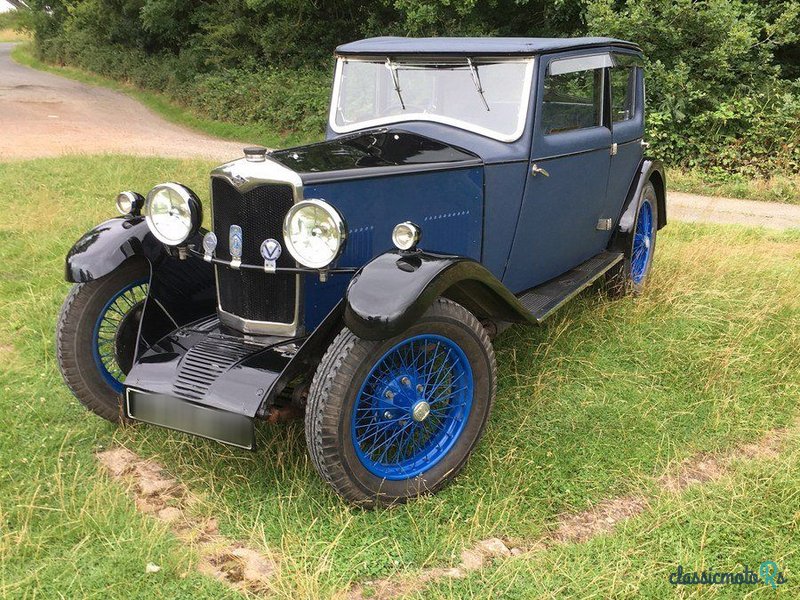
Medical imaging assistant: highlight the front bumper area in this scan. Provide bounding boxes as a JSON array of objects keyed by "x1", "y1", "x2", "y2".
[{"x1": 124, "y1": 315, "x2": 304, "y2": 449}]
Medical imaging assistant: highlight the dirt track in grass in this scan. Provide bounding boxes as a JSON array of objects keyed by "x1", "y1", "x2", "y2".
[
  {"x1": 347, "y1": 424, "x2": 794, "y2": 599},
  {"x1": 97, "y1": 447, "x2": 280, "y2": 594}
]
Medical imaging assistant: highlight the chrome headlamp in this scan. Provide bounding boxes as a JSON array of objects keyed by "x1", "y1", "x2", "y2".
[
  {"x1": 392, "y1": 221, "x2": 421, "y2": 250},
  {"x1": 283, "y1": 199, "x2": 346, "y2": 269},
  {"x1": 115, "y1": 191, "x2": 144, "y2": 216},
  {"x1": 144, "y1": 183, "x2": 202, "y2": 246}
]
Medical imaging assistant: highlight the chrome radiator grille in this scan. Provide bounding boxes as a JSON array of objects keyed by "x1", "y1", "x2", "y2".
[{"x1": 211, "y1": 177, "x2": 296, "y2": 325}]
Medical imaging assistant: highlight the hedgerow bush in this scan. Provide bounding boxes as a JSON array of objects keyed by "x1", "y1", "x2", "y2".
[{"x1": 18, "y1": 0, "x2": 800, "y2": 174}]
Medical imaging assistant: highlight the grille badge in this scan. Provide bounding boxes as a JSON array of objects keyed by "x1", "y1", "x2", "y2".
[
  {"x1": 260, "y1": 238, "x2": 282, "y2": 273},
  {"x1": 229, "y1": 225, "x2": 243, "y2": 269}
]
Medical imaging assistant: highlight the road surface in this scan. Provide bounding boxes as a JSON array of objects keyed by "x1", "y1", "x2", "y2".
[
  {"x1": 1, "y1": 42, "x2": 798, "y2": 229},
  {"x1": 0, "y1": 42, "x2": 245, "y2": 162}
]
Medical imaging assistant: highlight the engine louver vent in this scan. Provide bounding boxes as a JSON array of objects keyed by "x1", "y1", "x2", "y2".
[{"x1": 173, "y1": 334, "x2": 260, "y2": 401}]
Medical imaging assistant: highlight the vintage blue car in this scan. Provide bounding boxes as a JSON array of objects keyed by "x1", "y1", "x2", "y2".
[{"x1": 57, "y1": 36, "x2": 666, "y2": 506}]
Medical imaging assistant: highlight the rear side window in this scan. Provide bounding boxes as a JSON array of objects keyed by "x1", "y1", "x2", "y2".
[
  {"x1": 611, "y1": 66, "x2": 636, "y2": 122},
  {"x1": 541, "y1": 68, "x2": 604, "y2": 134}
]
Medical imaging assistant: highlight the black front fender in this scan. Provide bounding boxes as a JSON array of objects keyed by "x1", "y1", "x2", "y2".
[
  {"x1": 65, "y1": 216, "x2": 166, "y2": 283},
  {"x1": 65, "y1": 216, "x2": 217, "y2": 359},
  {"x1": 344, "y1": 250, "x2": 535, "y2": 341}
]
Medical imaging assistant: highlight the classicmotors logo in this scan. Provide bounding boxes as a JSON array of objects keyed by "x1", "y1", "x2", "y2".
[{"x1": 670, "y1": 562, "x2": 787, "y2": 589}]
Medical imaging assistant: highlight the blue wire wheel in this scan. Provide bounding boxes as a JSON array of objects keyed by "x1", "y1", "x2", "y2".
[
  {"x1": 351, "y1": 334, "x2": 474, "y2": 480},
  {"x1": 630, "y1": 198, "x2": 654, "y2": 284},
  {"x1": 91, "y1": 279, "x2": 148, "y2": 392}
]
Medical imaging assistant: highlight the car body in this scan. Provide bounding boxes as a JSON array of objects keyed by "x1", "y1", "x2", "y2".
[{"x1": 58, "y1": 36, "x2": 666, "y2": 506}]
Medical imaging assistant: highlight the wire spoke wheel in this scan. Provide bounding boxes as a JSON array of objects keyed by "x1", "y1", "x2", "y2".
[
  {"x1": 630, "y1": 199, "x2": 653, "y2": 284},
  {"x1": 304, "y1": 299, "x2": 496, "y2": 506},
  {"x1": 91, "y1": 279, "x2": 148, "y2": 392},
  {"x1": 352, "y1": 334, "x2": 474, "y2": 480}
]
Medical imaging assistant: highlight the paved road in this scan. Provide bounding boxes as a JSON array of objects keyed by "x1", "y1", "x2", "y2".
[
  {"x1": 0, "y1": 42, "x2": 245, "y2": 162},
  {"x1": 1, "y1": 42, "x2": 799, "y2": 229},
  {"x1": 668, "y1": 191, "x2": 800, "y2": 230}
]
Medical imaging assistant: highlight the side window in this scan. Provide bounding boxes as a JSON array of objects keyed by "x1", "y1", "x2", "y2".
[
  {"x1": 610, "y1": 66, "x2": 636, "y2": 122},
  {"x1": 541, "y1": 68, "x2": 604, "y2": 135}
]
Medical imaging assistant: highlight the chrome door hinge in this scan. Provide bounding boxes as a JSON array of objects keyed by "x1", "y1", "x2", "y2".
[
  {"x1": 596, "y1": 218, "x2": 613, "y2": 231},
  {"x1": 610, "y1": 143, "x2": 618, "y2": 156}
]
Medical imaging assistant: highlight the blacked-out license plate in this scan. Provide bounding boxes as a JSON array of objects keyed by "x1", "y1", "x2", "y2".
[{"x1": 126, "y1": 389, "x2": 255, "y2": 450}]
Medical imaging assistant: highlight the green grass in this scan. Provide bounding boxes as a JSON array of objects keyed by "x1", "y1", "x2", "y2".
[
  {"x1": 10, "y1": 43, "x2": 314, "y2": 149},
  {"x1": 670, "y1": 168, "x2": 800, "y2": 205},
  {"x1": 1, "y1": 155, "x2": 799, "y2": 598}
]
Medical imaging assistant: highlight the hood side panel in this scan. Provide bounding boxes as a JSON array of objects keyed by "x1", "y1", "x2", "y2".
[{"x1": 302, "y1": 166, "x2": 484, "y2": 331}]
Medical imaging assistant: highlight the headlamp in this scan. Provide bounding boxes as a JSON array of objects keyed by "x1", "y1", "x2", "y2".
[
  {"x1": 392, "y1": 221, "x2": 421, "y2": 251},
  {"x1": 283, "y1": 199, "x2": 346, "y2": 269},
  {"x1": 144, "y1": 183, "x2": 202, "y2": 246},
  {"x1": 115, "y1": 191, "x2": 144, "y2": 216}
]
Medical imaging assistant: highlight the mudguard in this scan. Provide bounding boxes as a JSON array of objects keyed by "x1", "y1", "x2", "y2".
[
  {"x1": 65, "y1": 216, "x2": 165, "y2": 283},
  {"x1": 344, "y1": 250, "x2": 535, "y2": 341},
  {"x1": 65, "y1": 216, "x2": 217, "y2": 360},
  {"x1": 613, "y1": 159, "x2": 667, "y2": 247}
]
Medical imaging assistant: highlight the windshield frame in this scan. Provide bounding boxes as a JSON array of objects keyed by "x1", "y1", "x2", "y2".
[{"x1": 328, "y1": 56, "x2": 536, "y2": 143}]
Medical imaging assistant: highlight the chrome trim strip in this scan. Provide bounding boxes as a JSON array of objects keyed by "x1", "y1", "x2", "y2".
[
  {"x1": 329, "y1": 57, "x2": 535, "y2": 143},
  {"x1": 209, "y1": 156, "x2": 305, "y2": 337}
]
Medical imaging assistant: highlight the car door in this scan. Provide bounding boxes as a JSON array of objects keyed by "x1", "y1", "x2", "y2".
[
  {"x1": 503, "y1": 51, "x2": 614, "y2": 293},
  {"x1": 605, "y1": 53, "x2": 645, "y2": 231}
]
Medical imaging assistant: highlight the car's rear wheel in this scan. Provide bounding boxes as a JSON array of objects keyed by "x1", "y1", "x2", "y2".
[
  {"x1": 606, "y1": 181, "x2": 658, "y2": 296},
  {"x1": 56, "y1": 261, "x2": 149, "y2": 422},
  {"x1": 305, "y1": 298, "x2": 496, "y2": 507}
]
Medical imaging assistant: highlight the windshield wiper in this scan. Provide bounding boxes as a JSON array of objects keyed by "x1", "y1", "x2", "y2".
[
  {"x1": 386, "y1": 59, "x2": 406, "y2": 110},
  {"x1": 467, "y1": 58, "x2": 490, "y2": 112}
]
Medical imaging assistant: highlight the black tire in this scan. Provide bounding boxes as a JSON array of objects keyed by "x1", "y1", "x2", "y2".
[
  {"x1": 56, "y1": 260, "x2": 149, "y2": 423},
  {"x1": 606, "y1": 181, "x2": 659, "y2": 297},
  {"x1": 305, "y1": 298, "x2": 496, "y2": 507}
]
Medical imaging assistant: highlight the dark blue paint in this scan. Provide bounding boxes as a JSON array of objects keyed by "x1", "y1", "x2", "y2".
[
  {"x1": 302, "y1": 167, "x2": 484, "y2": 331},
  {"x1": 336, "y1": 36, "x2": 639, "y2": 56},
  {"x1": 607, "y1": 62, "x2": 645, "y2": 225},
  {"x1": 351, "y1": 334, "x2": 474, "y2": 480},
  {"x1": 481, "y1": 161, "x2": 529, "y2": 279}
]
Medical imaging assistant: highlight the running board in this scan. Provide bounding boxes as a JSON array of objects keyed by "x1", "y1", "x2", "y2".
[{"x1": 517, "y1": 251, "x2": 623, "y2": 323}]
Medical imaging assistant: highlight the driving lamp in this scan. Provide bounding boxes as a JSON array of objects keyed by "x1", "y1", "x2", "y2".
[
  {"x1": 283, "y1": 199, "x2": 346, "y2": 269},
  {"x1": 144, "y1": 183, "x2": 202, "y2": 246},
  {"x1": 392, "y1": 221, "x2": 421, "y2": 251},
  {"x1": 115, "y1": 191, "x2": 144, "y2": 216}
]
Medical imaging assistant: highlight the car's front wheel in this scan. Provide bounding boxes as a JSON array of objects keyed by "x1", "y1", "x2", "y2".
[
  {"x1": 305, "y1": 298, "x2": 496, "y2": 507},
  {"x1": 56, "y1": 260, "x2": 149, "y2": 422}
]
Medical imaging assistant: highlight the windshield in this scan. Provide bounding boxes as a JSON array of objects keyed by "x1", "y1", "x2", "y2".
[{"x1": 330, "y1": 57, "x2": 534, "y2": 142}]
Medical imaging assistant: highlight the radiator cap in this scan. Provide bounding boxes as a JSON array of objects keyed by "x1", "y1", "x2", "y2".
[{"x1": 243, "y1": 146, "x2": 267, "y2": 162}]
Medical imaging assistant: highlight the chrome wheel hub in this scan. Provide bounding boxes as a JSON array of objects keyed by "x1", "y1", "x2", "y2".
[{"x1": 412, "y1": 401, "x2": 431, "y2": 422}]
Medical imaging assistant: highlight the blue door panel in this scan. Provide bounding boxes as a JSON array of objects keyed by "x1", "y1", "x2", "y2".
[
  {"x1": 481, "y1": 161, "x2": 529, "y2": 279},
  {"x1": 302, "y1": 167, "x2": 484, "y2": 330},
  {"x1": 503, "y1": 146, "x2": 611, "y2": 293},
  {"x1": 606, "y1": 66, "x2": 645, "y2": 229}
]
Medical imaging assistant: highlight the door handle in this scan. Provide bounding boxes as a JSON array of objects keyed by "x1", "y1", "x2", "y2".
[{"x1": 531, "y1": 163, "x2": 549, "y2": 177}]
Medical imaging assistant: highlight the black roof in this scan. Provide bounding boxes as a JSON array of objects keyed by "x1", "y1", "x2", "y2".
[{"x1": 336, "y1": 36, "x2": 640, "y2": 56}]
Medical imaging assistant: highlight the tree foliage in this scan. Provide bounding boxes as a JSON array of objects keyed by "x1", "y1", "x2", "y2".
[{"x1": 22, "y1": 0, "x2": 800, "y2": 174}]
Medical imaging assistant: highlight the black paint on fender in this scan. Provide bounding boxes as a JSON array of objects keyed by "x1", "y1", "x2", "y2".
[
  {"x1": 65, "y1": 215, "x2": 217, "y2": 364},
  {"x1": 65, "y1": 216, "x2": 165, "y2": 283},
  {"x1": 344, "y1": 250, "x2": 536, "y2": 341},
  {"x1": 611, "y1": 158, "x2": 667, "y2": 256}
]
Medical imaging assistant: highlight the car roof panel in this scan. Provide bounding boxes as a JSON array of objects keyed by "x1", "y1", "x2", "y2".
[{"x1": 335, "y1": 36, "x2": 641, "y2": 57}]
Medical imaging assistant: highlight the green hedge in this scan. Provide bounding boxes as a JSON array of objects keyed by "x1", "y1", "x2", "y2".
[{"x1": 19, "y1": 0, "x2": 800, "y2": 175}]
